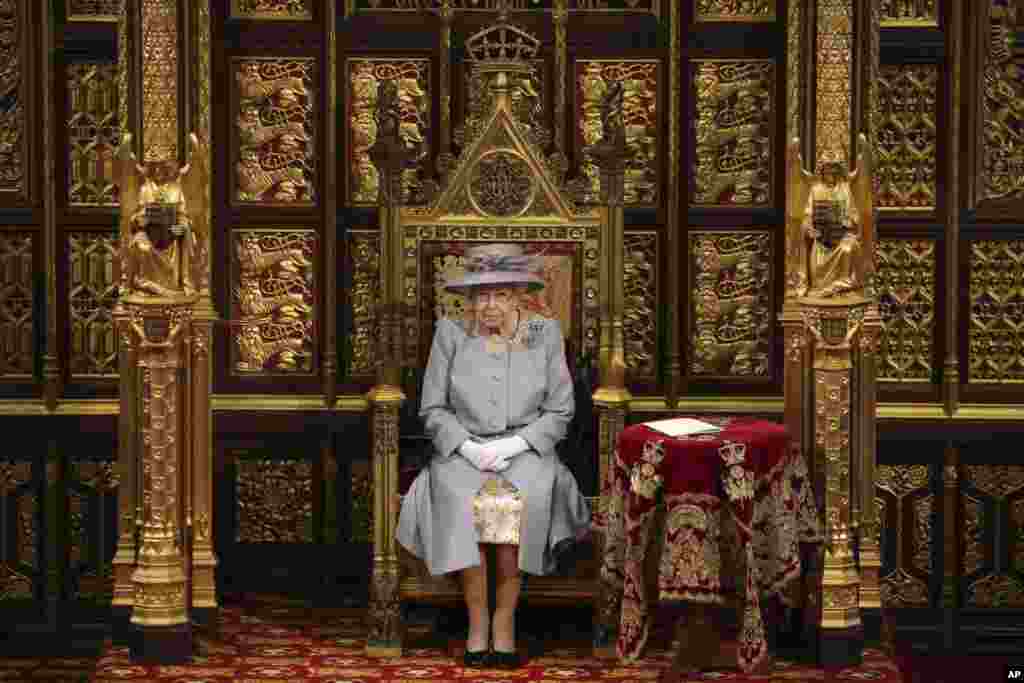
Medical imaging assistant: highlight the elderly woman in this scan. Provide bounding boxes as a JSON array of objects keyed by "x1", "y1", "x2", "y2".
[{"x1": 396, "y1": 243, "x2": 590, "y2": 669}]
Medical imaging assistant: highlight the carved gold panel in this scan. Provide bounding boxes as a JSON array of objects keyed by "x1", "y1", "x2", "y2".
[
  {"x1": 880, "y1": 0, "x2": 938, "y2": 27},
  {"x1": 691, "y1": 60, "x2": 774, "y2": 207},
  {"x1": 67, "y1": 0, "x2": 118, "y2": 22},
  {"x1": 465, "y1": 59, "x2": 545, "y2": 134},
  {"x1": 140, "y1": 0, "x2": 179, "y2": 163},
  {"x1": 231, "y1": 0, "x2": 313, "y2": 20},
  {"x1": 978, "y1": 0, "x2": 1024, "y2": 204},
  {"x1": 68, "y1": 232, "x2": 118, "y2": 378},
  {"x1": 815, "y1": 0, "x2": 853, "y2": 167},
  {"x1": 66, "y1": 62, "x2": 120, "y2": 207},
  {"x1": 346, "y1": 58, "x2": 430, "y2": 206},
  {"x1": 968, "y1": 241, "x2": 1024, "y2": 383},
  {"x1": 876, "y1": 65, "x2": 937, "y2": 211},
  {"x1": 624, "y1": 232, "x2": 657, "y2": 378},
  {"x1": 963, "y1": 464, "x2": 1024, "y2": 607},
  {"x1": 695, "y1": 0, "x2": 776, "y2": 22},
  {"x1": 68, "y1": 460, "x2": 118, "y2": 601},
  {"x1": 347, "y1": 230, "x2": 380, "y2": 379},
  {"x1": 575, "y1": 60, "x2": 659, "y2": 206},
  {"x1": 0, "y1": 460, "x2": 35, "y2": 601},
  {"x1": 234, "y1": 58, "x2": 317, "y2": 204},
  {"x1": 235, "y1": 458, "x2": 314, "y2": 543},
  {"x1": 874, "y1": 239, "x2": 935, "y2": 382},
  {"x1": 876, "y1": 464, "x2": 933, "y2": 607},
  {"x1": 0, "y1": 0, "x2": 26, "y2": 198},
  {"x1": 231, "y1": 229, "x2": 316, "y2": 374},
  {"x1": 0, "y1": 232, "x2": 33, "y2": 377},
  {"x1": 688, "y1": 231, "x2": 772, "y2": 379}
]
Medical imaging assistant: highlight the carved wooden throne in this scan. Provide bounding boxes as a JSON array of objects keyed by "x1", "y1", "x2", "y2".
[{"x1": 364, "y1": 11, "x2": 627, "y2": 658}]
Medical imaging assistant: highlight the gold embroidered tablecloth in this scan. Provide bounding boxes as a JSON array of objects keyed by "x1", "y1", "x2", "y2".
[{"x1": 595, "y1": 418, "x2": 822, "y2": 673}]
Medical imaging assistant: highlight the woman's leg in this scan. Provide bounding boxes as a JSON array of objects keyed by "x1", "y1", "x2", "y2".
[
  {"x1": 461, "y1": 544, "x2": 489, "y2": 652},
  {"x1": 492, "y1": 544, "x2": 521, "y2": 652}
]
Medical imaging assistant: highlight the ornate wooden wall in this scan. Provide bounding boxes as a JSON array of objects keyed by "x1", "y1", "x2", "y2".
[{"x1": 0, "y1": 0, "x2": 1021, "y2": 655}]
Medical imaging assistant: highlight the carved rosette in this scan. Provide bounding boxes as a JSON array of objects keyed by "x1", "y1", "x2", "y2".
[
  {"x1": 468, "y1": 151, "x2": 535, "y2": 216},
  {"x1": 235, "y1": 458, "x2": 314, "y2": 543}
]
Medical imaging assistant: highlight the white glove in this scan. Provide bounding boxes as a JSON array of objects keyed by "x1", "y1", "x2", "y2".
[
  {"x1": 488, "y1": 436, "x2": 529, "y2": 472},
  {"x1": 458, "y1": 440, "x2": 498, "y2": 471}
]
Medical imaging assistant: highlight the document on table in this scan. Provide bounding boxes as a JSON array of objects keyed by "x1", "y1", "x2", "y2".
[{"x1": 642, "y1": 417, "x2": 722, "y2": 437}]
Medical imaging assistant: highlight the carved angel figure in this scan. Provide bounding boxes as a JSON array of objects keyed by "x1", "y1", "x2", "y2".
[
  {"x1": 785, "y1": 133, "x2": 874, "y2": 300},
  {"x1": 115, "y1": 132, "x2": 210, "y2": 299}
]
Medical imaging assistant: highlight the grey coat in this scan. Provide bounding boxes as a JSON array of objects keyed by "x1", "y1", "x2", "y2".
[{"x1": 396, "y1": 316, "x2": 591, "y2": 576}]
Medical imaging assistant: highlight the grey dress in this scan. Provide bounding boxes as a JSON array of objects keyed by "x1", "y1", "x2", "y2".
[{"x1": 396, "y1": 316, "x2": 591, "y2": 576}]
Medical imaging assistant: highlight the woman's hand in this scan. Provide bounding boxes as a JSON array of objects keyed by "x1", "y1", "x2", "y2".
[
  {"x1": 488, "y1": 436, "x2": 529, "y2": 472},
  {"x1": 458, "y1": 440, "x2": 499, "y2": 471}
]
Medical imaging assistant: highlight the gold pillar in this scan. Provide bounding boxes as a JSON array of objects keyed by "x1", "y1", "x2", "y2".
[
  {"x1": 858, "y1": 312, "x2": 881, "y2": 615},
  {"x1": 552, "y1": 0, "x2": 567, "y2": 154},
  {"x1": 115, "y1": 0, "x2": 217, "y2": 661},
  {"x1": 589, "y1": 73, "x2": 631, "y2": 658},
  {"x1": 664, "y1": 0, "x2": 681, "y2": 407},
  {"x1": 127, "y1": 303, "x2": 193, "y2": 662},
  {"x1": 366, "y1": 89, "x2": 413, "y2": 656}
]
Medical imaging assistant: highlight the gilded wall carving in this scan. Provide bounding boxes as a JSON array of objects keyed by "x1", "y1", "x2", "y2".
[
  {"x1": 876, "y1": 464, "x2": 933, "y2": 607},
  {"x1": 874, "y1": 239, "x2": 935, "y2": 382},
  {"x1": 692, "y1": 60, "x2": 773, "y2": 206},
  {"x1": 67, "y1": 0, "x2": 119, "y2": 21},
  {"x1": 347, "y1": 59, "x2": 430, "y2": 205},
  {"x1": 235, "y1": 58, "x2": 317, "y2": 204},
  {"x1": 879, "y1": 0, "x2": 937, "y2": 26},
  {"x1": 981, "y1": 0, "x2": 1024, "y2": 202},
  {"x1": 963, "y1": 465, "x2": 1024, "y2": 607},
  {"x1": 0, "y1": 461, "x2": 34, "y2": 601},
  {"x1": 232, "y1": 230, "x2": 316, "y2": 374},
  {"x1": 968, "y1": 241, "x2": 1024, "y2": 382},
  {"x1": 235, "y1": 458, "x2": 314, "y2": 543},
  {"x1": 140, "y1": 0, "x2": 178, "y2": 162},
  {"x1": 231, "y1": 0, "x2": 313, "y2": 19},
  {"x1": 688, "y1": 231, "x2": 772, "y2": 378},
  {"x1": 0, "y1": 232, "x2": 33, "y2": 377},
  {"x1": 695, "y1": 0, "x2": 775, "y2": 22},
  {"x1": 68, "y1": 460, "x2": 118, "y2": 601},
  {"x1": 68, "y1": 232, "x2": 118, "y2": 378},
  {"x1": 347, "y1": 230, "x2": 380, "y2": 378},
  {"x1": 0, "y1": 0, "x2": 25, "y2": 196},
  {"x1": 876, "y1": 65, "x2": 937, "y2": 210},
  {"x1": 576, "y1": 60, "x2": 658, "y2": 206},
  {"x1": 624, "y1": 232, "x2": 656, "y2": 378},
  {"x1": 67, "y1": 62, "x2": 120, "y2": 207},
  {"x1": 470, "y1": 151, "x2": 536, "y2": 216},
  {"x1": 815, "y1": 0, "x2": 853, "y2": 166},
  {"x1": 465, "y1": 59, "x2": 544, "y2": 133}
]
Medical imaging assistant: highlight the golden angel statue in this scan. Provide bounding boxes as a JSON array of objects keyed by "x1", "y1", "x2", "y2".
[
  {"x1": 115, "y1": 132, "x2": 210, "y2": 299},
  {"x1": 785, "y1": 133, "x2": 874, "y2": 300}
]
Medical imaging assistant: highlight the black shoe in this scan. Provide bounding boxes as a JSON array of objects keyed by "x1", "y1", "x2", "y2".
[
  {"x1": 463, "y1": 649, "x2": 489, "y2": 668},
  {"x1": 490, "y1": 649, "x2": 520, "y2": 669}
]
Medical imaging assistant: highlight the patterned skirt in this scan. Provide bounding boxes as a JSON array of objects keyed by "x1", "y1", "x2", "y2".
[{"x1": 472, "y1": 476, "x2": 523, "y2": 545}]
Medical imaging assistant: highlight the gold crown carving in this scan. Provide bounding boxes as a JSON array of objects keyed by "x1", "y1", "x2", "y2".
[{"x1": 465, "y1": 12, "x2": 540, "y2": 75}]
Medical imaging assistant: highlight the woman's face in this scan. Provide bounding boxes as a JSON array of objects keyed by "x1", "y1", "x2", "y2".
[{"x1": 470, "y1": 286, "x2": 522, "y2": 330}]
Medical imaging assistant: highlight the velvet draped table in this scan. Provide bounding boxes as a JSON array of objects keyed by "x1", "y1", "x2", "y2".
[{"x1": 596, "y1": 418, "x2": 823, "y2": 673}]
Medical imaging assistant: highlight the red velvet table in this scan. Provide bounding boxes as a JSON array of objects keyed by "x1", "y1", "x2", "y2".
[{"x1": 596, "y1": 417, "x2": 822, "y2": 673}]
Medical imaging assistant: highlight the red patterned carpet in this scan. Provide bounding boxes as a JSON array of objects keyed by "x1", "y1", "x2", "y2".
[{"x1": 1, "y1": 596, "x2": 904, "y2": 682}]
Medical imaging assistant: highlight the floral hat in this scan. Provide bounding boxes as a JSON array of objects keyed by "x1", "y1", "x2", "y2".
[{"x1": 444, "y1": 243, "x2": 545, "y2": 293}]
